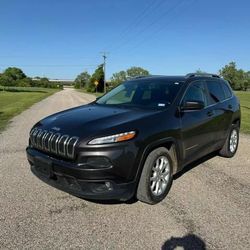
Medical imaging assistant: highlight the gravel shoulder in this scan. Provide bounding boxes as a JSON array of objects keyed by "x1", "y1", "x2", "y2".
[{"x1": 0, "y1": 88, "x2": 249, "y2": 249}]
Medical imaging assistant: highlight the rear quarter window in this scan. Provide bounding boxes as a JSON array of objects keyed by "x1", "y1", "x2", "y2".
[
  {"x1": 206, "y1": 80, "x2": 225, "y2": 104},
  {"x1": 221, "y1": 81, "x2": 232, "y2": 99}
]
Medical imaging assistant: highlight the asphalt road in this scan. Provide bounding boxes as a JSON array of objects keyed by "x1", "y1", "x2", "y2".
[{"x1": 0, "y1": 88, "x2": 249, "y2": 250}]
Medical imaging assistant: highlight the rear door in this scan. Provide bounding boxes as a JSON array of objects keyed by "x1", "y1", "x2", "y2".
[
  {"x1": 180, "y1": 80, "x2": 216, "y2": 162},
  {"x1": 205, "y1": 80, "x2": 233, "y2": 144}
]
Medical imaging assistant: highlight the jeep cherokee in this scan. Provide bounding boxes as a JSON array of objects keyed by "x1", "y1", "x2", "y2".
[{"x1": 26, "y1": 73, "x2": 241, "y2": 204}]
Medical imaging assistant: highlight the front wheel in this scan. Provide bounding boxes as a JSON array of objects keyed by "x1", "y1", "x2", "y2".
[
  {"x1": 219, "y1": 124, "x2": 239, "y2": 158},
  {"x1": 136, "y1": 147, "x2": 173, "y2": 205}
]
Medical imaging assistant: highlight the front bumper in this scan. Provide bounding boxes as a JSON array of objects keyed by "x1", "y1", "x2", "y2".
[{"x1": 26, "y1": 147, "x2": 137, "y2": 201}]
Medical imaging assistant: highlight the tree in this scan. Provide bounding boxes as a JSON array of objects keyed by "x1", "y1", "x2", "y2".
[
  {"x1": 89, "y1": 64, "x2": 104, "y2": 92},
  {"x1": 110, "y1": 66, "x2": 150, "y2": 88},
  {"x1": 0, "y1": 67, "x2": 61, "y2": 89},
  {"x1": 30, "y1": 77, "x2": 50, "y2": 87},
  {"x1": 126, "y1": 66, "x2": 149, "y2": 78},
  {"x1": 195, "y1": 69, "x2": 207, "y2": 74},
  {"x1": 219, "y1": 62, "x2": 240, "y2": 90},
  {"x1": 74, "y1": 71, "x2": 90, "y2": 89},
  {"x1": 110, "y1": 70, "x2": 127, "y2": 87},
  {"x1": 39, "y1": 77, "x2": 50, "y2": 87},
  {"x1": 243, "y1": 71, "x2": 250, "y2": 91},
  {"x1": 17, "y1": 77, "x2": 33, "y2": 87},
  {"x1": 4, "y1": 67, "x2": 26, "y2": 81},
  {"x1": 0, "y1": 74, "x2": 14, "y2": 86},
  {"x1": 219, "y1": 62, "x2": 250, "y2": 90},
  {"x1": 0, "y1": 67, "x2": 26, "y2": 86}
]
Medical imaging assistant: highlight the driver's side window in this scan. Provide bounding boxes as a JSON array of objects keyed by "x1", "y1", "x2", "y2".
[{"x1": 182, "y1": 81, "x2": 207, "y2": 106}]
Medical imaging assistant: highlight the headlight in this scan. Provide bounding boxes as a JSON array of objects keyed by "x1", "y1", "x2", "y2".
[{"x1": 88, "y1": 131, "x2": 136, "y2": 145}]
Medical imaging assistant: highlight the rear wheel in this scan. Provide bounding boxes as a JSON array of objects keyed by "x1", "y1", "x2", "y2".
[
  {"x1": 219, "y1": 124, "x2": 239, "y2": 158},
  {"x1": 136, "y1": 147, "x2": 173, "y2": 204}
]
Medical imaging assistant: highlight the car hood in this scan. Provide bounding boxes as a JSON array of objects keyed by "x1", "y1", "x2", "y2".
[{"x1": 37, "y1": 104, "x2": 160, "y2": 138}]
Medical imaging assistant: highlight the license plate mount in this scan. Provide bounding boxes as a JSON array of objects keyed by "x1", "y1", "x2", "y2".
[{"x1": 35, "y1": 156, "x2": 53, "y2": 178}]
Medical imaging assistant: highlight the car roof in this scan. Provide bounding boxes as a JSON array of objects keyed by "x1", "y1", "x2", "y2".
[
  {"x1": 128, "y1": 75, "x2": 186, "y2": 82},
  {"x1": 127, "y1": 73, "x2": 222, "y2": 83}
]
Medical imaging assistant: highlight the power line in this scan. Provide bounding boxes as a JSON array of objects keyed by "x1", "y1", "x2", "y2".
[
  {"x1": 111, "y1": 0, "x2": 188, "y2": 56},
  {"x1": 128, "y1": 0, "x2": 197, "y2": 56},
  {"x1": 104, "y1": 0, "x2": 159, "y2": 50},
  {"x1": 105, "y1": 0, "x2": 166, "y2": 52}
]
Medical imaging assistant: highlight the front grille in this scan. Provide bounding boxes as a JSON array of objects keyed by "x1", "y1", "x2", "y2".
[{"x1": 29, "y1": 128, "x2": 79, "y2": 159}]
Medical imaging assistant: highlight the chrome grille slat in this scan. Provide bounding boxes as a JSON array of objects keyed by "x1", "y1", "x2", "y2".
[
  {"x1": 29, "y1": 128, "x2": 79, "y2": 159},
  {"x1": 46, "y1": 132, "x2": 53, "y2": 151},
  {"x1": 35, "y1": 129, "x2": 42, "y2": 148},
  {"x1": 41, "y1": 130, "x2": 48, "y2": 149},
  {"x1": 66, "y1": 137, "x2": 79, "y2": 159},
  {"x1": 37, "y1": 130, "x2": 45, "y2": 149},
  {"x1": 58, "y1": 135, "x2": 69, "y2": 156},
  {"x1": 29, "y1": 128, "x2": 35, "y2": 145},
  {"x1": 31, "y1": 128, "x2": 39, "y2": 147},
  {"x1": 50, "y1": 133, "x2": 61, "y2": 154}
]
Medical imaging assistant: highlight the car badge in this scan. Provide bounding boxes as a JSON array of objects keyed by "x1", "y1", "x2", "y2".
[{"x1": 52, "y1": 127, "x2": 61, "y2": 131}]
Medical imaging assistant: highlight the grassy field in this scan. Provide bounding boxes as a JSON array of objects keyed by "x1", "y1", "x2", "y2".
[
  {"x1": 235, "y1": 91, "x2": 250, "y2": 134},
  {"x1": 0, "y1": 87, "x2": 59, "y2": 131}
]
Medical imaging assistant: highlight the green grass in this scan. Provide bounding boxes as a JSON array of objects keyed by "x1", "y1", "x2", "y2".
[
  {"x1": 234, "y1": 91, "x2": 250, "y2": 134},
  {"x1": 0, "y1": 87, "x2": 59, "y2": 131}
]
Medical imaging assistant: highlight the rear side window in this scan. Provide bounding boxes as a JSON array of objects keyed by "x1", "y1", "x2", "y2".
[
  {"x1": 206, "y1": 81, "x2": 225, "y2": 104},
  {"x1": 221, "y1": 81, "x2": 232, "y2": 99}
]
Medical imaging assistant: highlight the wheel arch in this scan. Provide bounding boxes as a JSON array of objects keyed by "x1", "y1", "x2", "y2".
[
  {"x1": 232, "y1": 118, "x2": 240, "y2": 127},
  {"x1": 135, "y1": 138, "x2": 180, "y2": 183}
]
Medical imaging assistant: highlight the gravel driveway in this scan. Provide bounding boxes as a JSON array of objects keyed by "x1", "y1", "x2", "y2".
[{"x1": 0, "y1": 88, "x2": 249, "y2": 249}]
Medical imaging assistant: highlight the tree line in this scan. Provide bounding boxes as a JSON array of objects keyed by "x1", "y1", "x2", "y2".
[
  {"x1": 75, "y1": 62, "x2": 250, "y2": 93},
  {"x1": 0, "y1": 62, "x2": 249, "y2": 91},
  {"x1": 0, "y1": 67, "x2": 61, "y2": 89},
  {"x1": 219, "y1": 62, "x2": 250, "y2": 90},
  {"x1": 74, "y1": 65, "x2": 149, "y2": 92}
]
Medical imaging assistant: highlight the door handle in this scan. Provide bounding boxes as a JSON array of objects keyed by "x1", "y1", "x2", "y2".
[{"x1": 207, "y1": 111, "x2": 214, "y2": 117}]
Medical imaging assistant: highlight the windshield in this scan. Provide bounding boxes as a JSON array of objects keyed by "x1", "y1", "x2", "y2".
[{"x1": 96, "y1": 79, "x2": 183, "y2": 109}]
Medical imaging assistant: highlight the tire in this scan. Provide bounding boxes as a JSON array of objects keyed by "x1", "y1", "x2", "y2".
[
  {"x1": 219, "y1": 124, "x2": 239, "y2": 158},
  {"x1": 136, "y1": 147, "x2": 173, "y2": 205}
]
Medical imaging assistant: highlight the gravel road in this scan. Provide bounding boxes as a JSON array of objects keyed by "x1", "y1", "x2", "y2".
[{"x1": 0, "y1": 88, "x2": 249, "y2": 249}]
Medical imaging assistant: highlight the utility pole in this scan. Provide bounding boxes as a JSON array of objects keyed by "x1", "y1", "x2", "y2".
[{"x1": 100, "y1": 52, "x2": 108, "y2": 93}]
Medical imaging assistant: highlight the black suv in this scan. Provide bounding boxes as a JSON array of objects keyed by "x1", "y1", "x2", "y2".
[{"x1": 26, "y1": 73, "x2": 241, "y2": 204}]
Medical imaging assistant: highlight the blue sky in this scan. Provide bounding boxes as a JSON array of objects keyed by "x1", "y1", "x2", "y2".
[{"x1": 0, "y1": 0, "x2": 249, "y2": 79}]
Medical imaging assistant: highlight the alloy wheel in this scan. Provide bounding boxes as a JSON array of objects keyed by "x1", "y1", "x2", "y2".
[{"x1": 150, "y1": 156, "x2": 170, "y2": 196}]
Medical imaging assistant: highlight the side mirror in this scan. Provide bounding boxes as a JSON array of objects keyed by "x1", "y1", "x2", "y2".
[{"x1": 181, "y1": 100, "x2": 205, "y2": 111}]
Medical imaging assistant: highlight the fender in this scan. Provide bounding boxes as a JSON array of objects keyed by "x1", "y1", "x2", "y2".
[{"x1": 134, "y1": 137, "x2": 181, "y2": 183}]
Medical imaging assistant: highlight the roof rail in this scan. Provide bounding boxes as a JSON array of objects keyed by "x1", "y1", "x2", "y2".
[
  {"x1": 185, "y1": 73, "x2": 221, "y2": 79},
  {"x1": 127, "y1": 75, "x2": 152, "y2": 80}
]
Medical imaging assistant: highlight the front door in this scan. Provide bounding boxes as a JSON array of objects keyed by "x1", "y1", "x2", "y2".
[{"x1": 180, "y1": 80, "x2": 215, "y2": 163}]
